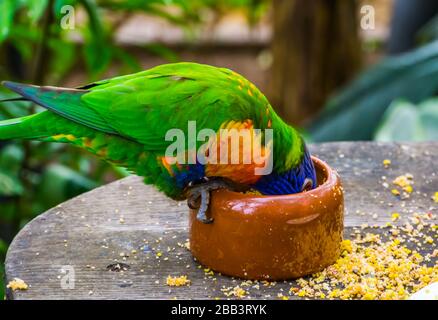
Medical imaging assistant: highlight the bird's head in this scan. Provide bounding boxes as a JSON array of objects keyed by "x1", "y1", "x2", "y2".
[{"x1": 252, "y1": 145, "x2": 317, "y2": 195}]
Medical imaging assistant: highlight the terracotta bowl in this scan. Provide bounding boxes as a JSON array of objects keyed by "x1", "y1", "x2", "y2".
[{"x1": 189, "y1": 156, "x2": 344, "y2": 280}]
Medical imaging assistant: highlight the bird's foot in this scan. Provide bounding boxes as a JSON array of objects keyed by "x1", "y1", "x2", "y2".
[{"x1": 186, "y1": 177, "x2": 250, "y2": 224}]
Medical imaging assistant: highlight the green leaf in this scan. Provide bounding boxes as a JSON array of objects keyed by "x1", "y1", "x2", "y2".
[
  {"x1": 112, "y1": 47, "x2": 142, "y2": 73},
  {"x1": 27, "y1": 0, "x2": 48, "y2": 23},
  {"x1": 0, "y1": 89, "x2": 33, "y2": 118},
  {"x1": 308, "y1": 40, "x2": 438, "y2": 141},
  {"x1": 0, "y1": 170, "x2": 23, "y2": 197},
  {"x1": 0, "y1": 144, "x2": 24, "y2": 173},
  {"x1": 0, "y1": 262, "x2": 5, "y2": 299},
  {"x1": 374, "y1": 101, "x2": 421, "y2": 141},
  {"x1": 48, "y1": 37, "x2": 77, "y2": 83},
  {"x1": 374, "y1": 99, "x2": 438, "y2": 141},
  {"x1": 78, "y1": 0, "x2": 112, "y2": 77},
  {"x1": 37, "y1": 164, "x2": 98, "y2": 208},
  {"x1": 83, "y1": 39, "x2": 112, "y2": 77},
  {"x1": 112, "y1": 165, "x2": 131, "y2": 178},
  {"x1": 54, "y1": 0, "x2": 77, "y2": 18},
  {"x1": 144, "y1": 43, "x2": 179, "y2": 63},
  {"x1": 0, "y1": 238, "x2": 7, "y2": 257},
  {"x1": 417, "y1": 14, "x2": 438, "y2": 44},
  {"x1": 418, "y1": 99, "x2": 438, "y2": 140},
  {"x1": 0, "y1": 0, "x2": 17, "y2": 43}
]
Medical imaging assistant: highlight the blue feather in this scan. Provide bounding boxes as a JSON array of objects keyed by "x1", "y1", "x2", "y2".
[
  {"x1": 174, "y1": 162, "x2": 205, "y2": 189},
  {"x1": 253, "y1": 147, "x2": 316, "y2": 195}
]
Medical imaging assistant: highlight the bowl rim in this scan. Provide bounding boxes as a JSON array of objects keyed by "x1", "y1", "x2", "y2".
[{"x1": 211, "y1": 156, "x2": 338, "y2": 201}]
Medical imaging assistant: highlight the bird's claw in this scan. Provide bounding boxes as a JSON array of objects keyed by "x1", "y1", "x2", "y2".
[
  {"x1": 186, "y1": 177, "x2": 249, "y2": 224},
  {"x1": 196, "y1": 188, "x2": 214, "y2": 224},
  {"x1": 186, "y1": 183, "x2": 213, "y2": 224}
]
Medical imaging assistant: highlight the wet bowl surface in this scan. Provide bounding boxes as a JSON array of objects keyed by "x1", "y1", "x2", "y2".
[{"x1": 189, "y1": 156, "x2": 344, "y2": 280}]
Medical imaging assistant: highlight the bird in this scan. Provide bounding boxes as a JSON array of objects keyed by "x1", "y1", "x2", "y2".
[{"x1": 0, "y1": 62, "x2": 316, "y2": 223}]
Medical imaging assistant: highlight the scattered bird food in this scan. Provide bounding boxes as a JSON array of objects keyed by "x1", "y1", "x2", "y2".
[
  {"x1": 6, "y1": 278, "x2": 29, "y2": 291},
  {"x1": 166, "y1": 275, "x2": 191, "y2": 287},
  {"x1": 383, "y1": 159, "x2": 391, "y2": 168}
]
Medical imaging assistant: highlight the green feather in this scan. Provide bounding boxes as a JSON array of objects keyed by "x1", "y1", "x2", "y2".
[
  {"x1": 2, "y1": 81, "x2": 116, "y2": 134},
  {"x1": 0, "y1": 62, "x2": 305, "y2": 199}
]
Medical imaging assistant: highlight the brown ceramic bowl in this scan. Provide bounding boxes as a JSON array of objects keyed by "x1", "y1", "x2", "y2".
[{"x1": 189, "y1": 156, "x2": 344, "y2": 280}]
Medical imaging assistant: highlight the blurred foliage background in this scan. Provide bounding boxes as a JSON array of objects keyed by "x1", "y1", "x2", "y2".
[{"x1": 0, "y1": 0, "x2": 438, "y2": 297}]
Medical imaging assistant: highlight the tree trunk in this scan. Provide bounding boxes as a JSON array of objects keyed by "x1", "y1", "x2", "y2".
[{"x1": 269, "y1": 0, "x2": 361, "y2": 126}]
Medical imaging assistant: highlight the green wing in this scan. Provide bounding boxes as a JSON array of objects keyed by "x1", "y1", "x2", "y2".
[
  {"x1": 1, "y1": 82, "x2": 116, "y2": 134},
  {"x1": 4, "y1": 63, "x2": 272, "y2": 153},
  {"x1": 82, "y1": 63, "x2": 272, "y2": 149}
]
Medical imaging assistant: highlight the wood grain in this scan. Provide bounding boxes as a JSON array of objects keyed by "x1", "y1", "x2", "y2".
[{"x1": 4, "y1": 142, "x2": 438, "y2": 299}]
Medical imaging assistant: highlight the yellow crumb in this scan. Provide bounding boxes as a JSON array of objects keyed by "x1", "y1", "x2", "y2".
[
  {"x1": 6, "y1": 278, "x2": 28, "y2": 291},
  {"x1": 245, "y1": 189, "x2": 263, "y2": 195},
  {"x1": 393, "y1": 174, "x2": 414, "y2": 193},
  {"x1": 383, "y1": 159, "x2": 391, "y2": 167},
  {"x1": 340, "y1": 239, "x2": 353, "y2": 254},
  {"x1": 317, "y1": 292, "x2": 326, "y2": 299},
  {"x1": 289, "y1": 213, "x2": 437, "y2": 300},
  {"x1": 433, "y1": 192, "x2": 438, "y2": 203},
  {"x1": 166, "y1": 275, "x2": 191, "y2": 287},
  {"x1": 391, "y1": 189, "x2": 400, "y2": 196},
  {"x1": 391, "y1": 213, "x2": 400, "y2": 221},
  {"x1": 277, "y1": 293, "x2": 289, "y2": 300},
  {"x1": 204, "y1": 268, "x2": 214, "y2": 276},
  {"x1": 297, "y1": 289, "x2": 307, "y2": 297},
  {"x1": 233, "y1": 287, "x2": 247, "y2": 298},
  {"x1": 221, "y1": 286, "x2": 247, "y2": 298},
  {"x1": 363, "y1": 292, "x2": 377, "y2": 300}
]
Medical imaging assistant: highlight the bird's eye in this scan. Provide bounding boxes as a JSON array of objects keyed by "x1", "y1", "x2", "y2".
[{"x1": 301, "y1": 178, "x2": 313, "y2": 192}]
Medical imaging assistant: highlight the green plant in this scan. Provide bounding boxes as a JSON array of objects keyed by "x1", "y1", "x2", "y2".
[
  {"x1": 0, "y1": 238, "x2": 7, "y2": 298},
  {"x1": 374, "y1": 99, "x2": 438, "y2": 141},
  {"x1": 307, "y1": 40, "x2": 438, "y2": 142}
]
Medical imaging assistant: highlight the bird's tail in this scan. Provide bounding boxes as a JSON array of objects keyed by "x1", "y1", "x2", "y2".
[{"x1": 0, "y1": 115, "x2": 44, "y2": 140}]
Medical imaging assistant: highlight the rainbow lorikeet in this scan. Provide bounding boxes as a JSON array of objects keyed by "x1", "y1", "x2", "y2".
[{"x1": 0, "y1": 62, "x2": 316, "y2": 223}]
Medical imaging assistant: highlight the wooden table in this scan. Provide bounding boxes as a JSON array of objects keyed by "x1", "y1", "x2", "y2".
[{"x1": 4, "y1": 142, "x2": 438, "y2": 299}]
